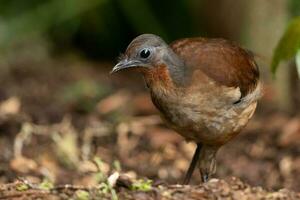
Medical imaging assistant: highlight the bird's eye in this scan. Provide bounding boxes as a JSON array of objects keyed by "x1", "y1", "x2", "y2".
[{"x1": 140, "y1": 49, "x2": 151, "y2": 59}]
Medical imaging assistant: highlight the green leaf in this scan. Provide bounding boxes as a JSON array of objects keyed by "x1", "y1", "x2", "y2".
[
  {"x1": 289, "y1": 0, "x2": 300, "y2": 17},
  {"x1": 52, "y1": 130, "x2": 79, "y2": 169},
  {"x1": 271, "y1": 16, "x2": 300, "y2": 74},
  {"x1": 131, "y1": 179, "x2": 152, "y2": 192},
  {"x1": 296, "y1": 49, "x2": 300, "y2": 78},
  {"x1": 16, "y1": 183, "x2": 29, "y2": 191},
  {"x1": 113, "y1": 160, "x2": 121, "y2": 172},
  {"x1": 38, "y1": 179, "x2": 54, "y2": 190},
  {"x1": 75, "y1": 190, "x2": 90, "y2": 200}
]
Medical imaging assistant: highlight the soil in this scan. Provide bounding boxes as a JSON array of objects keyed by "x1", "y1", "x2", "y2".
[{"x1": 0, "y1": 55, "x2": 299, "y2": 199}]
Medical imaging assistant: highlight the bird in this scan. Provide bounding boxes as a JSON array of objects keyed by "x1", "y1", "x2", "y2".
[{"x1": 111, "y1": 34, "x2": 261, "y2": 184}]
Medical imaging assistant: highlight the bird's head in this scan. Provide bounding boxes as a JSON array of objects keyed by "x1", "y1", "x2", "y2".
[{"x1": 111, "y1": 34, "x2": 182, "y2": 75}]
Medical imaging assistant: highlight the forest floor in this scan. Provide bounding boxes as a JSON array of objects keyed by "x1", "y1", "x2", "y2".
[{"x1": 0, "y1": 55, "x2": 299, "y2": 199}]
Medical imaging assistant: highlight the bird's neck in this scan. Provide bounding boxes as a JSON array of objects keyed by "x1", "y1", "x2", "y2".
[
  {"x1": 143, "y1": 62, "x2": 188, "y2": 92},
  {"x1": 143, "y1": 65, "x2": 179, "y2": 110},
  {"x1": 143, "y1": 64, "x2": 175, "y2": 92}
]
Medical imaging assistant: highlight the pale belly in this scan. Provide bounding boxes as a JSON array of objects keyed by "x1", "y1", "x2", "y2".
[
  {"x1": 153, "y1": 95, "x2": 257, "y2": 145},
  {"x1": 150, "y1": 79, "x2": 261, "y2": 145}
]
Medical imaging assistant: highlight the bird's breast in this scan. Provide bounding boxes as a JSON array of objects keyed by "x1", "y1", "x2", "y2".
[
  {"x1": 149, "y1": 85, "x2": 211, "y2": 140},
  {"x1": 149, "y1": 80, "x2": 260, "y2": 145}
]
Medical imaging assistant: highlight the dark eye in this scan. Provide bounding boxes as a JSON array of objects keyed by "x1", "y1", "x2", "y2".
[{"x1": 140, "y1": 49, "x2": 151, "y2": 59}]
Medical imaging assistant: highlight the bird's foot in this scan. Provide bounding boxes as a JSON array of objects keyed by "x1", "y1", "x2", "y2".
[{"x1": 201, "y1": 173, "x2": 209, "y2": 183}]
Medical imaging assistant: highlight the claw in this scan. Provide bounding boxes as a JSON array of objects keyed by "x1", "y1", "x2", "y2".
[{"x1": 201, "y1": 173, "x2": 209, "y2": 183}]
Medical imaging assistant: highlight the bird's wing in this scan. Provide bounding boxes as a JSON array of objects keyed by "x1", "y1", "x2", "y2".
[{"x1": 170, "y1": 38, "x2": 260, "y2": 98}]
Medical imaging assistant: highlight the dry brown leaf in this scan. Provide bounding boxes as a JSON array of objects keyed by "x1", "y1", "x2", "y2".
[
  {"x1": 278, "y1": 118, "x2": 300, "y2": 146},
  {"x1": 145, "y1": 127, "x2": 180, "y2": 148},
  {"x1": 96, "y1": 90, "x2": 131, "y2": 114},
  {"x1": 279, "y1": 156, "x2": 293, "y2": 177},
  {"x1": 0, "y1": 97, "x2": 21, "y2": 115},
  {"x1": 78, "y1": 160, "x2": 98, "y2": 173},
  {"x1": 132, "y1": 93, "x2": 156, "y2": 114},
  {"x1": 174, "y1": 159, "x2": 189, "y2": 171},
  {"x1": 75, "y1": 174, "x2": 99, "y2": 186},
  {"x1": 10, "y1": 156, "x2": 38, "y2": 173}
]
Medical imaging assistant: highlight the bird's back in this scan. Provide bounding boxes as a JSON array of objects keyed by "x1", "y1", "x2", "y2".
[{"x1": 170, "y1": 38, "x2": 260, "y2": 98}]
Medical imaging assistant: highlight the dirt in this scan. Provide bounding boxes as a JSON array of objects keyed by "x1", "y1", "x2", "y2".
[
  {"x1": 0, "y1": 177, "x2": 299, "y2": 200},
  {"x1": 0, "y1": 55, "x2": 299, "y2": 199}
]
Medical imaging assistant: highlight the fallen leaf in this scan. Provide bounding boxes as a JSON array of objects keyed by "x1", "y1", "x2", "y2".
[
  {"x1": 0, "y1": 97, "x2": 21, "y2": 115},
  {"x1": 96, "y1": 90, "x2": 130, "y2": 114},
  {"x1": 10, "y1": 156, "x2": 38, "y2": 173},
  {"x1": 278, "y1": 118, "x2": 300, "y2": 146}
]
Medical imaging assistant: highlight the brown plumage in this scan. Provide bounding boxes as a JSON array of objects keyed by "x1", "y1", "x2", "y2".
[
  {"x1": 170, "y1": 38, "x2": 259, "y2": 97},
  {"x1": 111, "y1": 34, "x2": 261, "y2": 184}
]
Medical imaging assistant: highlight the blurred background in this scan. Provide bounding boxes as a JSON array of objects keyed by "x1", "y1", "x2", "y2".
[{"x1": 0, "y1": 0, "x2": 299, "y2": 193}]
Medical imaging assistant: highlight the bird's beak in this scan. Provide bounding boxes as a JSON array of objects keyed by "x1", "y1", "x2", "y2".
[{"x1": 110, "y1": 59, "x2": 149, "y2": 74}]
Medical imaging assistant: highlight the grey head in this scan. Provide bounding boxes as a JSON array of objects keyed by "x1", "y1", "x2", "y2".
[{"x1": 111, "y1": 34, "x2": 184, "y2": 75}]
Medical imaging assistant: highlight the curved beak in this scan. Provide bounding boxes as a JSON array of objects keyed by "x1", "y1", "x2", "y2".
[{"x1": 110, "y1": 59, "x2": 149, "y2": 74}]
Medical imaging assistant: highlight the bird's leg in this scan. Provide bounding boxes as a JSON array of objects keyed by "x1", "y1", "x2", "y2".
[
  {"x1": 182, "y1": 143, "x2": 202, "y2": 185},
  {"x1": 198, "y1": 145, "x2": 218, "y2": 183}
]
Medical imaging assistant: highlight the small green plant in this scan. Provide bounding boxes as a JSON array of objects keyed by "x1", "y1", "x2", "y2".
[
  {"x1": 38, "y1": 179, "x2": 54, "y2": 190},
  {"x1": 92, "y1": 157, "x2": 119, "y2": 200},
  {"x1": 271, "y1": 16, "x2": 300, "y2": 77},
  {"x1": 113, "y1": 160, "x2": 122, "y2": 172},
  {"x1": 110, "y1": 187, "x2": 118, "y2": 200},
  {"x1": 98, "y1": 182, "x2": 118, "y2": 200},
  {"x1": 52, "y1": 130, "x2": 79, "y2": 169},
  {"x1": 75, "y1": 190, "x2": 90, "y2": 200},
  {"x1": 131, "y1": 179, "x2": 152, "y2": 192},
  {"x1": 16, "y1": 183, "x2": 29, "y2": 191},
  {"x1": 93, "y1": 156, "x2": 107, "y2": 182}
]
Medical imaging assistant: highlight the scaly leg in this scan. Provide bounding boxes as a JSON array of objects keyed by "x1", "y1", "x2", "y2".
[
  {"x1": 199, "y1": 145, "x2": 218, "y2": 183},
  {"x1": 182, "y1": 143, "x2": 202, "y2": 185}
]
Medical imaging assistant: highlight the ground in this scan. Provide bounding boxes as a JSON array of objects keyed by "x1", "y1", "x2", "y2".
[
  {"x1": 1, "y1": 177, "x2": 299, "y2": 199},
  {"x1": 0, "y1": 55, "x2": 299, "y2": 199}
]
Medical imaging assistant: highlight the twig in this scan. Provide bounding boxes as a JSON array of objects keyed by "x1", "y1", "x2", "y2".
[{"x1": 0, "y1": 190, "x2": 50, "y2": 199}]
